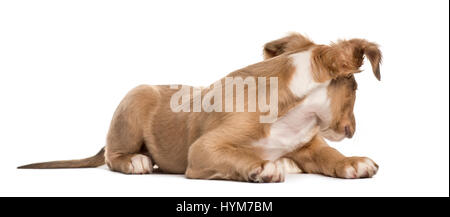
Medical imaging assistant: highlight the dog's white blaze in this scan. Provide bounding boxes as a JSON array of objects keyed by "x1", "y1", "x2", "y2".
[
  {"x1": 288, "y1": 50, "x2": 327, "y2": 98},
  {"x1": 253, "y1": 86, "x2": 331, "y2": 161}
]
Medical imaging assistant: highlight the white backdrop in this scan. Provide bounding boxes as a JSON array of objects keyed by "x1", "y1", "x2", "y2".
[{"x1": 0, "y1": 0, "x2": 448, "y2": 196}]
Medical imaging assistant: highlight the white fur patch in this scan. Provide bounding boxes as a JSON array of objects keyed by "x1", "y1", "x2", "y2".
[
  {"x1": 357, "y1": 158, "x2": 378, "y2": 177},
  {"x1": 129, "y1": 154, "x2": 152, "y2": 174},
  {"x1": 253, "y1": 86, "x2": 331, "y2": 161},
  {"x1": 252, "y1": 49, "x2": 334, "y2": 161},
  {"x1": 320, "y1": 128, "x2": 346, "y2": 142},
  {"x1": 343, "y1": 158, "x2": 378, "y2": 178},
  {"x1": 344, "y1": 166, "x2": 357, "y2": 178},
  {"x1": 277, "y1": 158, "x2": 302, "y2": 174},
  {"x1": 288, "y1": 50, "x2": 328, "y2": 98},
  {"x1": 250, "y1": 161, "x2": 285, "y2": 183}
]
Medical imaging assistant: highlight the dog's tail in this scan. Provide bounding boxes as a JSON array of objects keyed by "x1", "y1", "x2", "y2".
[{"x1": 17, "y1": 147, "x2": 105, "y2": 169}]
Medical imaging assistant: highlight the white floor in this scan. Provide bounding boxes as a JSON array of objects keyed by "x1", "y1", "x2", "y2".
[{"x1": 4, "y1": 163, "x2": 447, "y2": 197}]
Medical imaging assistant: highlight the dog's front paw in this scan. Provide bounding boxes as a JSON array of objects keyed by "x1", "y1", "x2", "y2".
[
  {"x1": 335, "y1": 157, "x2": 378, "y2": 179},
  {"x1": 248, "y1": 161, "x2": 285, "y2": 183}
]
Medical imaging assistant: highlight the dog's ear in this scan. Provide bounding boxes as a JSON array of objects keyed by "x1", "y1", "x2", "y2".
[
  {"x1": 312, "y1": 39, "x2": 382, "y2": 81},
  {"x1": 348, "y1": 39, "x2": 382, "y2": 80},
  {"x1": 263, "y1": 33, "x2": 314, "y2": 59}
]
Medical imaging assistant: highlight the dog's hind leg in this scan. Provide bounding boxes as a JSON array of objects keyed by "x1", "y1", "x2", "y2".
[
  {"x1": 185, "y1": 128, "x2": 285, "y2": 183},
  {"x1": 104, "y1": 85, "x2": 160, "y2": 174}
]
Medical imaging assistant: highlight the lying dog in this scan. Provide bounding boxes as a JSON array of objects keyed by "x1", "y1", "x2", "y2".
[{"x1": 19, "y1": 33, "x2": 381, "y2": 183}]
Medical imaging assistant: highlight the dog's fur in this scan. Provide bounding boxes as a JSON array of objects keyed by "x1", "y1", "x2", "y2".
[{"x1": 19, "y1": 33, "x2": 382, "y2": 182}]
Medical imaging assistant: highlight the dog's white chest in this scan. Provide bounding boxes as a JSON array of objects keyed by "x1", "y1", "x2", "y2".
[
  {"x1": 252, "y1": 87, "x2": 330, "y2": 161},
  {"x1": 253, "y1": 107, "x2": 319, "y2": 161}
]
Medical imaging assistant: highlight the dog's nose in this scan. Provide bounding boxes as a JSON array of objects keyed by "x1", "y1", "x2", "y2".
[{"x1": 344, "y1": 125, "x2": 354, "y2": 138}]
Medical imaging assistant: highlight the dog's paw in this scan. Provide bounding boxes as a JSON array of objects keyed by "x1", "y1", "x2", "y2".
[
  {"x1": 248, "y1": 161, "x2": 285, "y2": 183},
  {"x1": 335, "y1": 157, "x2": 378, "y2": 179},
  {"x1": 128, "y1": 154, "x2": 153, "y2": 174}
]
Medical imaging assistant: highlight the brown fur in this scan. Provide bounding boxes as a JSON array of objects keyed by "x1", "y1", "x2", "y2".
[
  {"x1": 311, "y1": 39, "x2": 382, "y2": 82},
  {"x1": 19, "y1": 33, "x2": 382, "y2": 182}
]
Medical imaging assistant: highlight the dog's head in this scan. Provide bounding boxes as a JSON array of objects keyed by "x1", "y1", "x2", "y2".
[{"x1": 264, "y1": 33, "x2": 382, "y2": 141}]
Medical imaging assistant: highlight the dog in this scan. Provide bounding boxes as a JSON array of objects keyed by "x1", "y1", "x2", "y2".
[{"x1": 19, "y1": 33, "x2": 381, "y2": 183}]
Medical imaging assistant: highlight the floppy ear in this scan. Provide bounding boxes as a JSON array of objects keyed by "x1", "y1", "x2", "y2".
[
  {"x1": 263, "y1": 33, "x2": 314, "y2": 59},
  {"x1": 349, "y1": 39, "x2": 382, "y2": 80}
]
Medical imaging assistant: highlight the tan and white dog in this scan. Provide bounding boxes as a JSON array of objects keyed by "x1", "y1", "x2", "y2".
[{"x1": 19, "y1": 33, "x2": 382, "y2": 183}]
